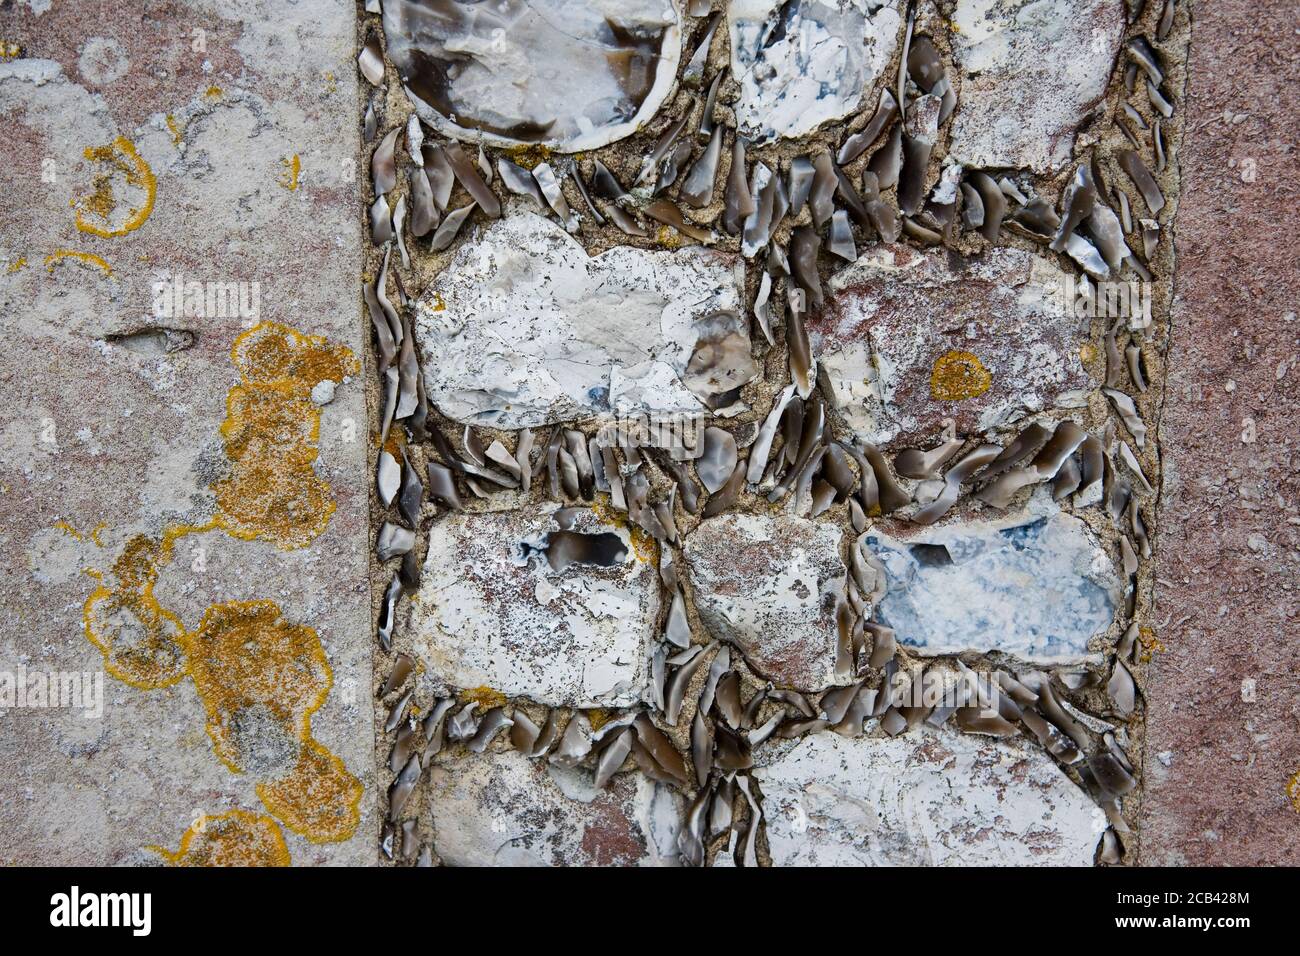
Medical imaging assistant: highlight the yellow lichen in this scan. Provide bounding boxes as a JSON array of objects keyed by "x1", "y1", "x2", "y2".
[
  {"x1": 74, "y1": 137, "x2": 156, "y2": 237},
  {"x1": 502, "y1": 143, "x2": 554, "y2": 169},
  {"x1": 0, "y1": 41, "x2": 21, "y2": 59},
  {"x1": 279, "y1": 154, "x2": 301, "y2": 191},
  {"x1": 6, "y1": 257, "x2": 26, "y2": 272},
  {"x1": 459, "y1": 685, "x2": 508, "y2": 711},
  {"x1": 44, "y1": 250, "x2": 113, "y2": 276},
  {"x1": 185, "y1": 600, "x2": 332, "y2": 773},
  {"x1": 591, "y1": 496, "x2": 658, "y2": 564},
  {"x1": 205, "y1": 85, "x2": 223, "y2": 99},
  {"x1": 654, "y1": 225, "x2": 683, "y2": 250},
  {"x1": 930, "y1": 350, "x2": 992, "y2": 402},
  {"x1": 184, "y1": 602, "x2": 362, "y2": 840},
  {"x1": 82, "y1": 321, "x2": 362, "y2": 852},
  {"x1": 211, "y1": 322, "x2": 357, "y2": 548},
  {"x1": 256, "y1": 739, "x2": 363, "y2": 844},
  {"x1": 54, "y1": 520, "x2": 106, "y2": 545},
  {"x1": 586, "y1": 708, "x2": 612, "y2": 732},
  {"x1": 152, "y1": 810, "x2": 290, "y2": 867},
  {"x1": 1137, "y1": 625, "x2": 1165, "y2": 662},
  {"x1": 83, "y1": 534, "x2": 189, "y2": 689},
  {"x1": 165, "y1": 115, "x2": 183, "y2": 145},
  {"x1": 1288, "y1": 770, "x2": 1300, "y2": 813}
]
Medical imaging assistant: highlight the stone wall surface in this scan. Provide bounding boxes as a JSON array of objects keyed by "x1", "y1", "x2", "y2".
[
  {"x1": 0, "y1": 0, "x2": 374, "y2": 865},
  {"x1": 1140, "y1": 0, "x2": 1300, "y2": 866},
  {"x1": 0, "y1": 0, "x2": 1293, "y2": 868}
]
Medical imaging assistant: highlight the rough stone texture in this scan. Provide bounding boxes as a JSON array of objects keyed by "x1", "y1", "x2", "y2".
[
  {"x1": 382, "y1": 0, "x2": 683, "y2": 152},
  {"x1": 413, "y1": 212, "x2": 753, "y2": 428},
  {"x1": 812, "y1": 244, "x2": 1087, "y2": 447},
  {"x1": 948, "y1": 0, "x2": 1126, "y2": 174},
  {"x1": 728, "y1": 0, "x2": 903, "y2": 143},
  {"x1": 684, "y1": 513, "x2": 848, "y2": 690},
  {"x1": 754, "y1": 728, "x2": 1108, "y2": 865},
  {"x1": 869, "y1": 510, "x2": 1118, "y2": 662},
  {"x1": 0, "y1": 0, "x2": 374, "y2": 865},
  {"x1": 410, "y1": 504, "x2": 660, "y2": 707},
  {"x1": 426, "y1": 748, "x2": 682, "y2": 866},
  {"x1": 4, "y1": 0, "x2": 1293, "y2": 872},
  {"x1": 1141, "y1": 0, "x2": 1300, "y2": 865}
]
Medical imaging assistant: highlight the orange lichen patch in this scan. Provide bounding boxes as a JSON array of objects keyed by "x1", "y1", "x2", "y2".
[
  {"x1": 591, "y1": 496, "x2": 658, "y2": 564},
  {"x1": 165, "y1": 115, "x2": 183, "y2": 145},
  {"x1": 54, "y1": 520, "x2": 107, "y2": 545},
  {"x1": 211, "y1": 322, "x2": 357, "y2": 548},
  {"x1": 84, "y1": 580, "x2": 188, "y2": 689},
  {"x1": 257, "y1": 739, "x2": 363, "y2": 843},
  {"x1": 82, "y1": 321, "x2": 361, "y2": 848},
  {"x1": 83, "y1": 533, "x2": 189, "y2": 689},
  {"x1": 185, "y1": 601, "x2": 331, "y2": 772},
  {"x1": 503, "y1": 143, "x2": 554, "y2": 169},
  {"x1": 459, "y1": 685, "x2": 508, "y2": 710},
  {"x1": 74, "y1": 137, "x2": 156, "y2": 238},
  {"x1": 153, "y1": 810, "x2": 291, "y2": 867},
  {"x1": 279, "y1": 154, "x2": 301, "y2": 191},
  {"x1": 381, "y1": 427, "x2": 406, "y2": 459},
  {"x1": 930, "y1": 350, "x2": 992, "y2": 402},
  {"x1": 1288, "y1": 770, "x2": 1300, "y2": 813},
  {"x1": 654, "y1": 225, "x2": 684, "y2": 250},
  {"x1": 185, "y1": 600, "x2": 361, "y2": 843},
  {"x1": 44, "y1": 249, "x2": 113, "y2": 276},
  {"x1": 213, "y1": 461, "x2": 337, "y2": 549},
  {"x1": 230, "y1": 321, "x2": 356, "y2": 393},
  {"x1": 1137, "y1": 625, "x2": 1165, "y2": 662}
]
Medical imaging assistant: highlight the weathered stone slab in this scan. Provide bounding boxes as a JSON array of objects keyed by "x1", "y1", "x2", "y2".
[
  {"x1": 427, "y1": 749, "x2": 682, "y2": 866},
  {"x1": 414, "y1": 213, "x2": 753, "y2": 428},
  {"x1": 1141, "y1": 0, "x2": 1300, "y2": 866},
  {"x1": 728, "y1": 0, "x2": 903, "y2": 143},
  {"x1": 754, "y1": 728, "x2": 1107, "y2": 865},
  {"x1": 0, "y1": 0, "x2": 373, "y2": 865},
  {"x1": 948, "y1": 0, "x2": 1126, "y2": 173},
  {"x1": 684, "y1": 513, "x2": 848, "y2": 690},
  {"x1": 867, "y1": 511, "x2": 1119, "y2": 662},
  {"x1": 812, "y1": 244, "x2": 1085, "y2": 447},
  {"x1": 410, "y1": 505, "x2": 660, "y2": 707}
]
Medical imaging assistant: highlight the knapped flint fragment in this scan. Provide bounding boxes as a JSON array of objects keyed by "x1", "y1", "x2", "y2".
[
  {"x1": 422, "y1": 144, "x2": 454, "y2": 211},
  {"x1": 443, "y1": 143, "x2": 501, "y2": 218},
  {"x1": 722, "y1": 135, "x2": 755, "y2": 235},
  {"x1": 1118, "y1": 150, "x2": 1166, "y2": 215},
  {"x1": 680, "y1": 124, "x2": 723, "y2": 208},
  {"x1": 429, "y1": 202, "x2": 476, "y2": 252},
  {"x1": 358, "y1": 37, "x2": 385, "y2": 86},
  {"x1": 837, "y1": 89, "x2": 899, "y2": 165},
  {"x1": 372, "y1": 126, "x2": 399, "y2": 196},
  {"x1": 497, "y1": 157, "x2": 546, "y2": 212}
]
